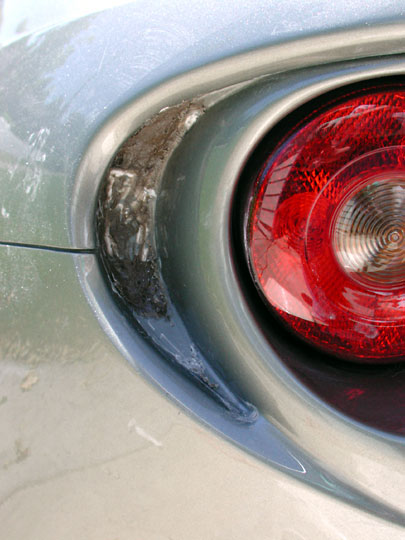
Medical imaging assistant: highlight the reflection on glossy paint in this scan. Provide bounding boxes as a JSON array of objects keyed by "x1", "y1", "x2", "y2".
[{"x1": 0, "y1": 0, "x2": 130, "y2": 45}]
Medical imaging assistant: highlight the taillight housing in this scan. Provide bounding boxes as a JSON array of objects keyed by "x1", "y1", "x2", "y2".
[{"x1": 247, "y1": 84, "x2": 405, "y2": 363}]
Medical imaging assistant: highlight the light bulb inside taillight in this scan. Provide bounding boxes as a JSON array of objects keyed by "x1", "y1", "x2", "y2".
[
  {"x1": 332, "y1": 176, "x2": 405, "y2": 288},
  {"x1": 247, "y1": 84, "x2": 405, "y2": 363}
]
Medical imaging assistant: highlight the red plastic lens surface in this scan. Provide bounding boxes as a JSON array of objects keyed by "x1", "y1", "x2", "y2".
[{"x1": 248, "y1": 87, "x2": 405, "y2": 362}]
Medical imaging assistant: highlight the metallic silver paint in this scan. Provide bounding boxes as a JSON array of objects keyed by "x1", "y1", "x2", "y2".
[
  {"x1": 1, "y1": 247, "x2": 404, "y2": 538},
  {"x1": 1, "y1": 1, "x2": 405, "y2": 538},
  {"x1": 1, "y1": 2, "x2": 405, "y2": 247}
]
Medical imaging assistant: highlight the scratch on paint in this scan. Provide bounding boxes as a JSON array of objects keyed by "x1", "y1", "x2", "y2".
[
  {"x1": 23, "y1": 127, "x2": 50, "y2": 201},
  {"x1": 127, "y1": 418, "x2": 163, "y2": 447},
  {"x1": 20, "y1": 371, "x2": 39, "y2": 391}
]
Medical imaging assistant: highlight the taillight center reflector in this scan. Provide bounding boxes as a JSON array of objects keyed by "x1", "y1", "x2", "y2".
[{"x1": 333, "y1": 176, "x2": 405, "y2": 288}]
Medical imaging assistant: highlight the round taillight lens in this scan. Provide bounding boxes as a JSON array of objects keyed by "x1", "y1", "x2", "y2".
[{"x1": 248, "y1": 85, "x2": 405, "y2": 363}]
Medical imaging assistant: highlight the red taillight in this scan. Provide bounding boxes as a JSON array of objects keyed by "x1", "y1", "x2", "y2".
[{"x1": 248, "y1": 86, "x2": 405, "y2": 363}]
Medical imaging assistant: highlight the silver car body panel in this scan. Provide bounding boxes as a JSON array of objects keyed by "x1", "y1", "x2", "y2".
[
  {"x1": 1, "y1": 1, "x2": 405, "y2": 538},
  {"x1": 1, "y1": 248, "x2": 404, "y2": 538},
  {"x1": 1, "y1": 2, "x2": 405, "y2": 247}
]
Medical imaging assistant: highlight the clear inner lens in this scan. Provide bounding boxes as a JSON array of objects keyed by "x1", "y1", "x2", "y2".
[{"x1": 333, "y1": 179, "x2": 405, "y2": 287}]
